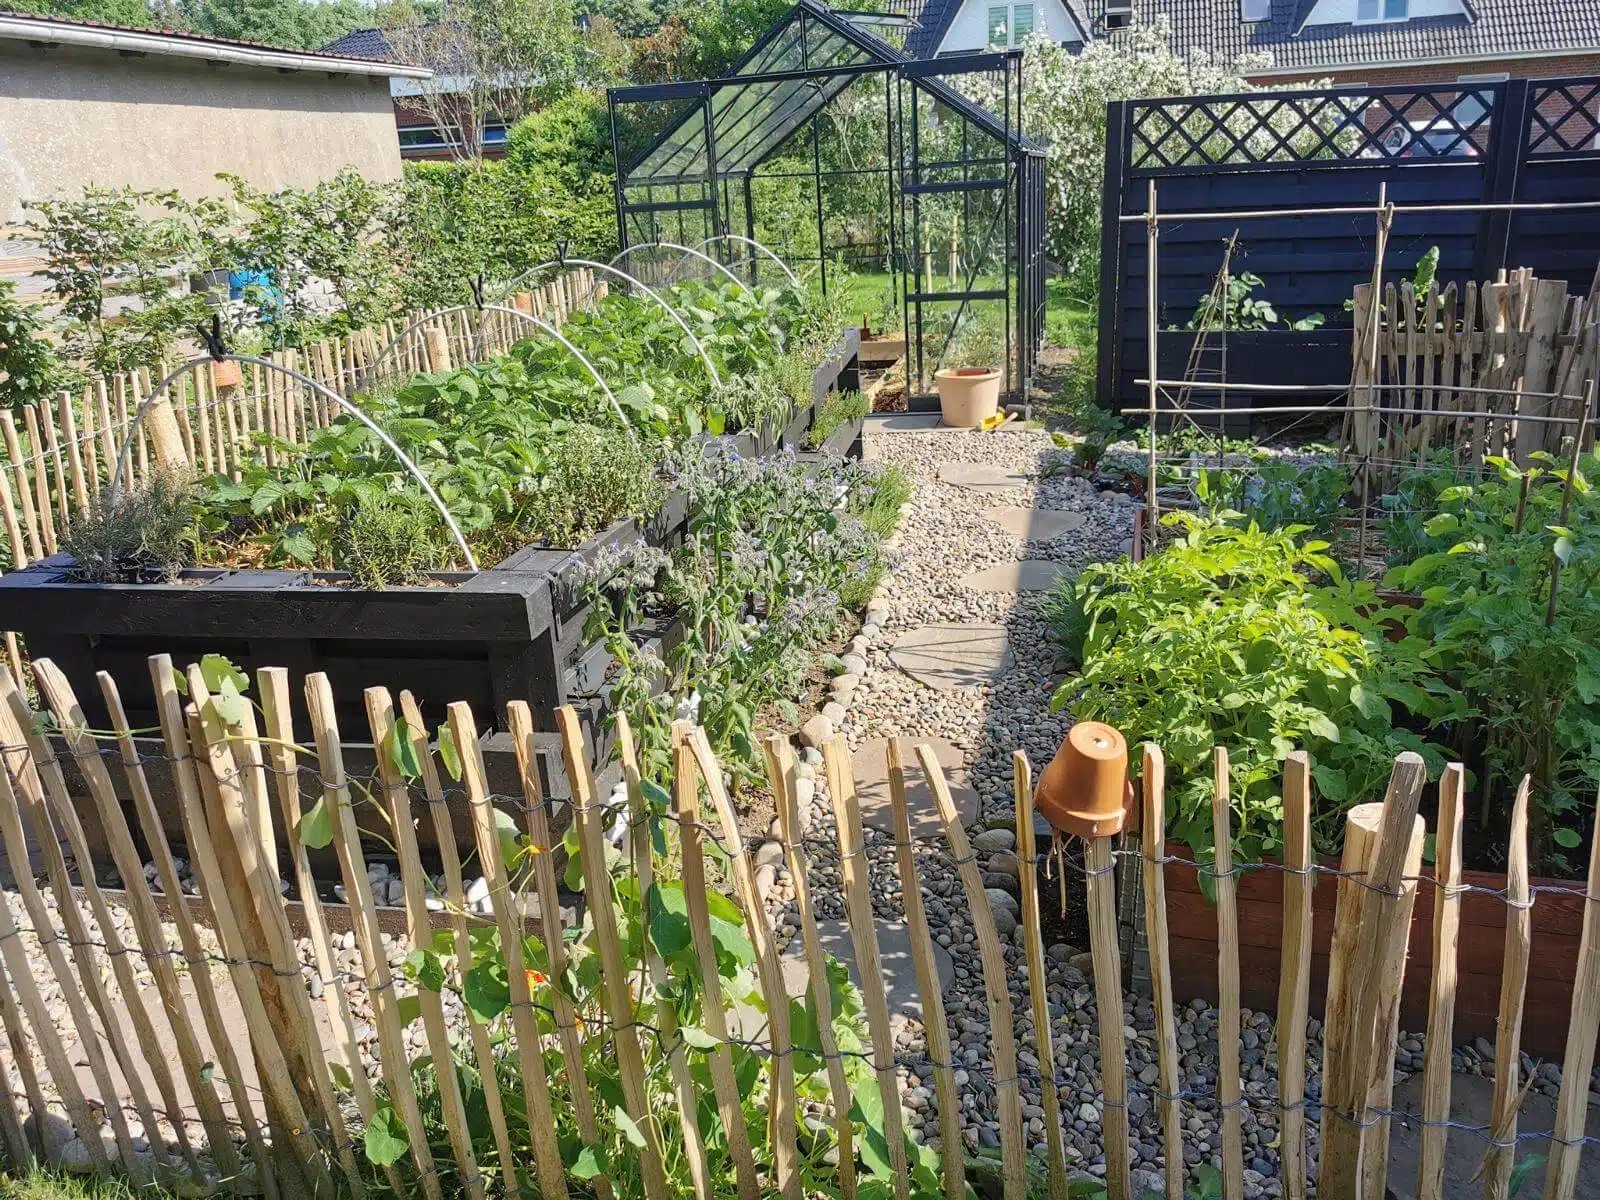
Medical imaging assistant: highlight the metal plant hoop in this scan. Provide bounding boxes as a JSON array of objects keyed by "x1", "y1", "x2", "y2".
[
  {"x1": 489, "y1": 259, "x2": 722, "y2": 386},
  {"x1": 606, "y1": 242, "x2": 750, "y2": 296},
  {"x1": 108, "y1": 355, "x2": 481, "y2": 572},
  {"x1": 680, "y1": 234, "x2": 799, "y2": 287}
]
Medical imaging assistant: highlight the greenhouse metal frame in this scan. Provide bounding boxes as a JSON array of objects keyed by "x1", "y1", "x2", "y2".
[{"x1": 607, "y1": 0, "x2": 1048, "y2": 404}]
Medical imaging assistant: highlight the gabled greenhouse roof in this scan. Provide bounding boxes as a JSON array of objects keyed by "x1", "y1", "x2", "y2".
[{"x1": 611, "y1": 0, "x2": 1041, "y2": 188}]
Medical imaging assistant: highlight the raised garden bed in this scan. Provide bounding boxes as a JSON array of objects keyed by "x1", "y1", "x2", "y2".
[
  {"x1": 1160, "y1": 845, "x2": 1585, "y2": 1057},
  {"x1": 1, "y1": 331, "x2": 861, "y2": 851}
]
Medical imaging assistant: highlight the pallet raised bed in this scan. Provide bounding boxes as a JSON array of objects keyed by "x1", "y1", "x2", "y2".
[
  {"x1": 0, "y1": 332, "x2": 861, "y2": 856},
  {"x1": 1160, "y1": 845, "x2": 1585, "y2": 1057}
]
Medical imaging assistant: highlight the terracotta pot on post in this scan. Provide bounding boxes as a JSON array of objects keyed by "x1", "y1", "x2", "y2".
[
  {"x1": 210, "y1": 359, "x2": 243, "y2": 390},
  {"x1": 1035, "y1": 721, "x2": 1133, "y2": 840},
  {"x1": 935, "y1": 367, "x2": 1001, "y2": 428}
]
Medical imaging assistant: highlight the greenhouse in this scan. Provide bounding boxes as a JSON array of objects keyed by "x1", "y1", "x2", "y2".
[{"x1": 607, "y1": 0, "x2": 1048, "y2": 405}]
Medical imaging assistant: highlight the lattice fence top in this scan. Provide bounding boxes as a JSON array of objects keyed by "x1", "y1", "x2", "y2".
[
  {"x1": 1527, "y1": 78, "x2": 1600, "y2": 158},
  {"x1": 1128, "y1": 86, "x2": 1499, "y2": 173}
]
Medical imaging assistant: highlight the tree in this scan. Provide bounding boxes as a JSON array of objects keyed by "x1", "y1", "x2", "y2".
[
  {"x1": 383, "y1": 0, "x2": 582, "y2": 160},
  {"x1": 5, "y1": 0, "x2": 160, "y2": 27},
  {"x1": 177, "y1": 0, "x2": 378, "y2": 50}
]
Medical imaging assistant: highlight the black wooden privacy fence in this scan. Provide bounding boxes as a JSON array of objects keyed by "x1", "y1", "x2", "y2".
[
  {"x1": 0, "y1": 653, "x2": 1598, "y2": 1198},
  {"x1": 1097, "y1": 76, "x2": 1600, "y2": 417}
]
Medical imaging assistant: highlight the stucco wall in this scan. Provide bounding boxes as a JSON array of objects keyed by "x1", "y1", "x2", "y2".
[{"x1": 1, "y1": 41, "x2": 403, "y2": 282}]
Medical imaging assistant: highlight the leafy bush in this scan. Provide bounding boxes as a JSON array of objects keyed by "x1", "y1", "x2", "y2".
[
  {"x1": 336, "y1": 496, "x2": 447, "y2": 589},
  {"x1": 64, "y1": 472, "x2": 196, "y2": 583},
  {"x1": 1192, "y1": 460, "x2": 1350, "y2": 534},
  {"x1": 0, "y1": 279, "x2": 68, "y2": 411},
  {"x1": 1051, "y1": 514, "x2": 1452, "y2": 862},
  {"x1": 1386, "y1": 450, "x2": 1600, "y2": 870},
  {"x1": 806, "y1": 390, "x2": 868, "y2": 449}
]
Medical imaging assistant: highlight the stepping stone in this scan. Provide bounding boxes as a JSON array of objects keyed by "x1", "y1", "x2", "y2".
[
  {"x1": 983, "y1": 506, "x2": 1086, "y2": 541},
  {"x1": 1385, "y1": 1072, "x2": 1600, "y2": 1198},
  {"x1": 864, "y1": 412, "x2": 942, "y2": 433},
  {"x1": 960, "y1": 560, "x2": 1074, "y2": 593},
  {"x1": 888, "y1": 623, "x2": 1013, "y2": 690},
  {"x1": 781, "y1": 919, "x2": 955, "y2": 1023},
  {"x1": 850, "y1": 735, "x2": 980, "y2": 836},
  {"x1": 936, "y1": 462, "x2": 1029, "y2": 494}
]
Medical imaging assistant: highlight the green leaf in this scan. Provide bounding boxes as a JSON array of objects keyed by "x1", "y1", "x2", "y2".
[
  {"x1": 211, "y1": 677, "x2": 249, "y2": 727},
  {"x1": 436, "y1": 722, "x2": 462, "y2": 781},
  {"x1": 647, "y1": 882, "x2": 692, "y2": 959},
  {"x1": 613, "y1": 1106, "x2": 646, "y2": 1148},
  {"x1": 1554, "y1": 535, "x2": 1574, "y2": 565},
  {"x1": 395, "y1": 995, "x2": 422, "y2": 1026},
  {"x1": 463, "y1": 961, "x2": 510, "y2": 1024},
  {"x1": 679, "y1": 1025, "x2": 721, "y2": 1050},
  {"x1": 493, "y1": 807, "x2": 522, "y2": 871},
  {"x1": 198, "y1": 654, "x2": 249, "y2": 696},
  {"x1": 405, "y1": 948, "x2": 446, "y2": 993},
  {"x1": 572, "y1": 1145, "x2": 609, "y2": 1180},
  {"x1": 198, "y1": 1061, "x2": 214, "y2": 1083},
  {"x1": 386, "y1": 725, "x2": 421, "y2": 780},
  {"x1": 363, "y1": 1105, "x2": 410, "y2": 1166},
  {"x1": 328, "y1": 1061, "x2": 351, "y2": 1090},
  {"x1": 299, "y1": 797, "x2": 333, "y2": 849},
  {"x1": 1553, "y1": 827, "x2": 1582, "y2": 849},
  {"x1": 1193, "y1": 1162, "x2": 1224, "y2": 1200}
]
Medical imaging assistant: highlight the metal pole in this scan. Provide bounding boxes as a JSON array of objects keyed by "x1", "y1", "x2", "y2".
[
  {"x1": 1145, "y1": 178, "x2": 1160, "y2": 535},
  {"x1": 883, "y1": 67, "x2": 901, "y2": 340},
  {"x1": 608, "y1": 93, "x2": 629, "y2": 256}
]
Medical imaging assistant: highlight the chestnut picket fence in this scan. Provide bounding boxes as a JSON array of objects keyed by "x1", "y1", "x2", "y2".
[{"x1": 0, "y1": 653, "x2": 1591, "y2": 1199}]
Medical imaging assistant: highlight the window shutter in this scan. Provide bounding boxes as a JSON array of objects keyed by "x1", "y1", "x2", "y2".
[
  {"x1": 988, "y1": 5, "x2": 1008, "y2": 44},
  {"x1": 1012, "y1": 3, "x2": 1035, "y2": 41}
]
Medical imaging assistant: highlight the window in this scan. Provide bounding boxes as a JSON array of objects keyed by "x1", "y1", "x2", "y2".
[
  {"x1": 987, "y1": 2, "x2": 1034, "y2": 46},
  {"x1": 1356, "y1": 0, "x2": 1407, "y2": 21}
]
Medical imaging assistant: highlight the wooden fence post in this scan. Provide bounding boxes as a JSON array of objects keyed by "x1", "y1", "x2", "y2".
[
  {"x1": 1276, "y1": 753, "x2": 1315, "y2": 1200},
  {"x1": 1486, "y1": 778, "x2": 1533, "y2": 1200},
  {"x1": 1544, "y1": 782, "x2": 1600, "y2": 1200},
  {"x1": 1318, "y1": 754, "x2": 1427, "y2": 1200},
  {"x1": 1139, "y1": 746, "x2": 1184, "y2": 1200},
  {"x1": 1418, "y1": 764, "x2": 1465, "y2": 1200},
  {"x1": 1212, "y1": 748, "x2": 1245, "y2": 1200}
]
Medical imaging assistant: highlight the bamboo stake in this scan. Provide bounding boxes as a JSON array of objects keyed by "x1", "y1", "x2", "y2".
[
  {"x1": 1418, "y1": 764, "x2": 1465, "y2": 1200},
  {"x1": 0, "y1": 962, "x2": 40, "y2": 1166},
  {"x1": 31, "y1": 661, "x2": 214, "y2": 1175},
  {"x1": 1014, "y1": 750, "x2": 1068, "y2": 1200},
  {"x1": 882, "y1": 739, "x2": 953, "y2": 1200},
  {"x1": 0, "y1": 671, "x2": 141, "y2": 1172},
  {"x1": 1485, "y1": 777, "x2": 1533, "y2": 1200},
  {"x1": 103, "y1": 668, "x2": 255, "y2": 1187},
  {"x1": 396, "y1": 693, "x2": 519, "y2": 1196},
  {"x1": 20, "y1": 408, "x2": 55, "y2": 553},
  {"x1": 1140, "y1": 746, "x2": 1184, "y2": 1200},
  {"x1": 919, "y1": 743, "x2": 1028, "y2": 1199},
  {"x1": 79, "y1": 383, "x2": 100, "y2": 494},
  {"x1": 56, "y1": 393, "x2": 88, "y2": 515},
  {"x1": 508, "y1": 701, "x2": 612, "y2": 1200},
  {"x1": 1212, "y1": 748, "x2": 1245, "y2": 1200},
  {"x1": 2, "y1": 413, "x2": 43, "y2": 562},
  {"x1": 365, "y1": 688, "x2": 480, "y2": 1200},
  {"x1": 1544, "y1": 781, "x2": 1600, "y2": 1200},
  {"x1": 825, "y1": 736, "x2": 913, "y2": 1200},
  {"x1": 689, "y1": 727, "x2": 801, "y2": 1199},
  {"x1": 32, "y1": 403, "x2": 68, "y2": 533},
  {"x1": 303, "y1": 674, "x2": 441, "y2": 1200},
  {"x1": 0, "y1": 466, "x2": 28, "y2": 569},
  {"x1": 1086, "y1": 834, "x2": 1131, "y2": 1200},
  {"x1": 186, "y1": 673, "x2": 341, "y2": 1197},
  {"x1": 672, "y1": 724, "x2": 760, "y2": 1200},
  {"x1": 1318, "y1": 754, "x2": 1428, "y2": 1200},
  {"x1": 452, "y1": 701, "x2": 572, "y2": 1200},
  {"x1": 0, "y1": 779, "x2": 106, "y2": 1173},
  {"x1": 94, "y1": 379, "x2": 116, "y2": 484},
  {"x1": 1276, "y1": 753, "x2": 1314, "y2": 1200},
  {"x1": 255, "y1": 670, "x2": 384, "y2": 1135},
  {"x1": 144, "y1": 657, "x2": 278, "y2": 1196},
  {"x1": 616, "y1": 715, "x2": 709, "y2": 1200}
]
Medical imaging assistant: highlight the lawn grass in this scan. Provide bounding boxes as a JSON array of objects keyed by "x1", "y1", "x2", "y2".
[{"x1": 0, "y1": 1169, "x2": 145, "y2": 1200}]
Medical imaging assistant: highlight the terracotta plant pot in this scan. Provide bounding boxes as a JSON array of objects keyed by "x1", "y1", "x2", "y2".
[
  {"x1": 210, "y1": 360, "x2": 243, "y2": 390},
  {"x1": 1035, "y1": 721, "x2": 1133, "y2": 840},
  {"x1": 935, "y1": 367, "x2": 1000, "y2": 427}
]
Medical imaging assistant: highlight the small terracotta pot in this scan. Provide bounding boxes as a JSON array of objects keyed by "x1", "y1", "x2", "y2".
[
  {"x1": 512, "y1": 291, "x2": 535, "y2": 316},
  {"x1": 1035, "y1": 721, "x2": 1133, "y2": 840},
  {"x1": 935, "y1": 367, "x2": 1000, "y2": 428},
  {"x1": 210, "y1": 359, "x2": 243, "y2": 390}
]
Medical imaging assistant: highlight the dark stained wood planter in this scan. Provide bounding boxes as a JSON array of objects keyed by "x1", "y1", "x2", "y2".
[
  {"x1": 1162, "y1": 846, "x2": 1587, "y2": 1057},
  {"x1": 0, "y1": 332, "x2": 861, "y2": 865}
]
